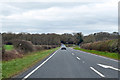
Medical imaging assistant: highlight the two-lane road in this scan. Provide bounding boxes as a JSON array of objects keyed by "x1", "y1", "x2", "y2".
[{"x1": 17, "y1": 47, "x2": 119, "y2": 79}]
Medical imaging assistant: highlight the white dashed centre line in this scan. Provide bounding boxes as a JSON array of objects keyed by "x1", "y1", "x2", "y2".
[
  {"x1": 82, "y1": 61, "x2": 85, "y2": 63},
  {"x1": 72, "y1": 53, "x2": 74, "y2": 55},
  {"x1": 76, "y1": 57, "x2": 81, "y2": 60}
]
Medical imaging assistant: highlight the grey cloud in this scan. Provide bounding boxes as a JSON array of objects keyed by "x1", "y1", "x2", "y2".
[{"x1": 1, "y1": 1, "x2": 118, "y2": 35}]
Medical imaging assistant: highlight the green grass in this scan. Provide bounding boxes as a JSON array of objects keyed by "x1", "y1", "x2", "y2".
[
  {"x1": 2, "y1": 47, "x2": 59, "y2": 79},
  {"x1": 74, "y1": 47, "x2": 120, "y2": 60},
  {"x1": 0, "y1": 62, "x2": 2, "y2": 80},
  {"x1": 4, "y1": 45, "x2": 14, "y2": 51}
]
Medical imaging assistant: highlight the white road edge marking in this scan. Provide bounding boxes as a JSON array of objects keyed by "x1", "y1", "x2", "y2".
[
  {"x1": 97, "y1": 64, "x2": 120, "y2": 71},
  {"x1": 77, "y1": 50, "x2": 118, "y2": 62},
  {"x1": 22, "y1": 50, "x2": 58, "y2": 80},
  {"x1": 76, "y1": 57, "x2": 81, "y2": 60},
  {"x1": 90, "y1": 67, "x2": 105, "y2": 78},
  {"x1": 72, "y1": 53, "x2": 74, "y2": 55}
]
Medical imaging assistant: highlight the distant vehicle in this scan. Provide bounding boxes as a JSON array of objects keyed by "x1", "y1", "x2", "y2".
[
  {"x1": 61, "y1": 44, "x2": 66, "y2": 50},
  {"x1": 61, "y1": 47, "x2": 66, "y2": 50}
]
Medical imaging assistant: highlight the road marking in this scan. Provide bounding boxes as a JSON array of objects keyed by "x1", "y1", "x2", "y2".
[
  {"x1": 97, "y1": 64, "x2": 120, "y2": 71},
  {"x1": 82, "y1": 61, "x2": 85, "y2": 63},
  {"x1": 22, "y1": 50, "x2": 58, "y2": 80},
  {"x1": 76, "y1": 57, "x2": 81, "y2": 60},
  {"x1": 72, "y1": 53, "x2": 74, "y2": 55},
  {"x1": 76, "y1": 50, "x2": 118, "y2": 62},
  {"x1": 90, "y1": 67, "x2": 105, "y2": 78}
]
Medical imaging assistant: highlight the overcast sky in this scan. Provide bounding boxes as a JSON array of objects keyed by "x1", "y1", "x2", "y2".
[{"x1": 0, "y1": 0, "x2": 118, "y2": 35}]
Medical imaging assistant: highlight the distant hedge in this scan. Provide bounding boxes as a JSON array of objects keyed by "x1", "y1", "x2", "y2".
[
  {"x1": 81, "y1": 39, "x2": 118, "y2": 53},
  {"x1": 34, "y1": 45, "x2": 58, "y2": 51},
  {"x1": 12, "y1": 40, "x2": 59, "y2": 53}
]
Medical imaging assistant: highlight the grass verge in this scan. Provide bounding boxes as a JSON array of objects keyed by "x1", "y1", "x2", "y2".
[
  {"x1": 2, "y1": 47, "x2": 59, "y2": 79},
  {"x1": 4, "y1": 45, "x2": 14, "y2": 51},
  {"x1": 74, "y1": 47, "x2": 120, "y2": 60},
  {"x1": 0, "y1": 62, "x2": 2, "y2": 80}
]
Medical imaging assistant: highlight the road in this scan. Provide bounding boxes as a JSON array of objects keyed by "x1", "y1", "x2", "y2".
[{"x1": 17, "y1": 47, "x2": 119, "y2": 79}]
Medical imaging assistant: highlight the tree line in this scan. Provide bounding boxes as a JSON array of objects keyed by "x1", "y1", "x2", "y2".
[
  {"x1": 1, "y1": 32, "x2": 83, "y2": 45},
  {"x1": 1, "y1": 32, "x2": 118, "y2": 45},
  {"x1": 83, "y1": 32, "x2": 118, "y2": 43}
]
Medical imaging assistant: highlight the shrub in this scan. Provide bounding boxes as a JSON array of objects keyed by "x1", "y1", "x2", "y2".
[
  {"x1": 51, "y1": 45, "x2": 57, "y2": 48},
  {"x1": 108, "y1": 40, "x2": 118, "y2": 52},
  {"x1": 81, "y1": 39, "x2": 118, "y2": 53},
  {"x1": 118, "y1": 38, "x2": 120, "y2": 53},
  {"x1": 12, "y1": 40, "x2": 34, "y2": 53},
  {"x1": 2, "y1": 46, "x2": 5, "y2": 54},
  {"x1": 34, "y1": 45, "x2": 58, "y2": 51},
  {"x1": 2, "y1": 50, "x2": 23, "y2": 61},
  {"x1": 34, "y1": 45, "x2": 44, "y2": 51}
]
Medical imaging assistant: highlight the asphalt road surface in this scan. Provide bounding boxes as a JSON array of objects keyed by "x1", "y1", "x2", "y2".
[{"x1": 17, "y1": 47, "x2": 119, "y2": 79}]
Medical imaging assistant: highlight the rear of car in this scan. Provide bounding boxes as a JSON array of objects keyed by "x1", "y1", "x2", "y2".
[{"x1": 61, "y1": 47, "x2": 66, "y2": 50}]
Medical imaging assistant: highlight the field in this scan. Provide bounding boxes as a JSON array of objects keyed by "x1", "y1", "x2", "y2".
[
  {"x1": 2, "y1": 47, "x2": 59, "y2": 79},
  {"x1": 74, "y1": 47, "x2": 119, "y2": 60},
  {"x1": 4, "y1": 45, "x2": 14, "y2": 51}
]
